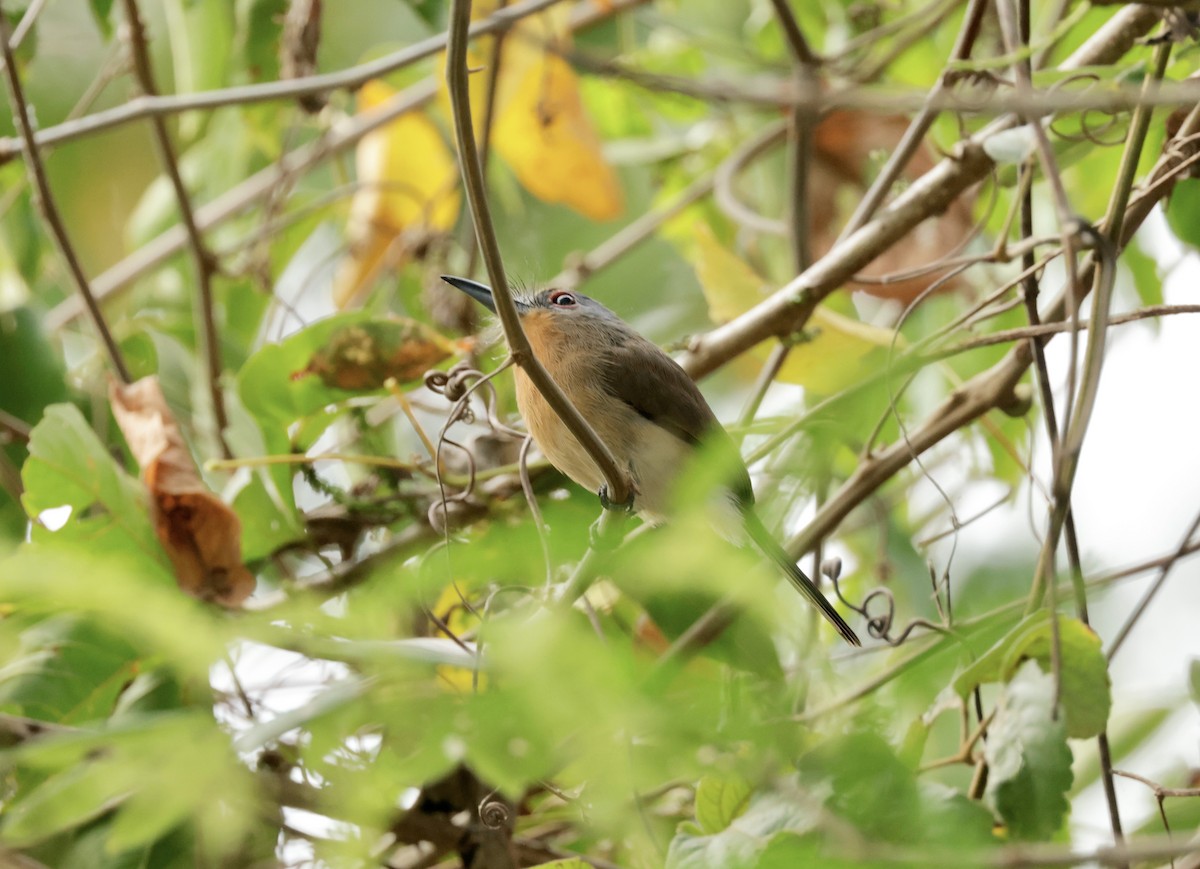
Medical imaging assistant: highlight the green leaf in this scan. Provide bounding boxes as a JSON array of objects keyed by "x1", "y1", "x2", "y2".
[
  {"x1": 1123, "y1": 236, "x2": 1163, "y2": 309},
  {"x1": 984, "y1": 661, "x2": 1073, "y2": 840},
  {"x1": 20, "y1": 404, "x2": 169, "y2": 575},
  {"x1": 953, "y1": 612, "x2": 1110, "y2": 738},
  {"x1": 1190, "y1": 658, "x2": 1200, "y2": 707},
  {"x1": 1019, "y1": 617, "x2": 1111, "y2": 739},
  {"x1": 238, "y1": 312, "x2": 376, "y2": 436},
  {"x1": 0, "y1": 549, "x2": 227, "y2": 684},
  {"x1": 88, "y1": 0, "x2": 115, "y2": 38},
  {"x1": 0, "y1": 616, "x2": 139, "y2": 724},
  {"x1": 694, "y1": 774, "x2": 752, "y2": 834},
  {"x1": 528, "y1": 860, "x2": 592, "y2": 869},
  {"x1": 230, "y1": 472, "x2": 302, "y2": 561},
  {"x1": 235, "y1": 0, "x2": 287, "y2": 82},
  {"x1": 2, "y1": 713, "x2": 256, "y2": 856},
  {"x1": 1165, "y1": 177, "x2": 1200, "y2": 250},
  {"x1": 0, "y1": 753, "x2": 134, "y2": 846},
  {"x1": 667, "y1": 793, "x2": 820, "y2": 869}
]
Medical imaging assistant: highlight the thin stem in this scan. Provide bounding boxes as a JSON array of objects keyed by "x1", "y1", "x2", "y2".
[
  {"x1": 679, "y1": 5, "x2": 1159, "y2": 380},
  {"x1": 1107, "y1": 507, "x2": 1200, "y2": 660},
  {"x1": 837, "y1": 0, "x2": 989, "y2": 241},
  {"x1": 0, "y1": 4, "x2": 131, "y2": 382},
  {"x1": 122, "y1": 0, "x2": 230, "y2": 454},
  {"x1": 445, "y1": 0, "x2": 631, "y2": 505}
]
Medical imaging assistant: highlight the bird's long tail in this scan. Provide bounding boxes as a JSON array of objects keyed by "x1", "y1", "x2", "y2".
[{"x1": 742, "y1": 509, "x2": 861, "y2": 647}]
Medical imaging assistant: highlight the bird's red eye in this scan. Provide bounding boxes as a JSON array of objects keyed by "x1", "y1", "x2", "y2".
[{"x1": 549, "y1": 291, "x2": 577, "y2": 307}]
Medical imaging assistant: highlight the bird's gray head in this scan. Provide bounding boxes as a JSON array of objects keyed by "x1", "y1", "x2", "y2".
[{"x1": 440, "y1": 275, "x2": 628, "y2": 334}]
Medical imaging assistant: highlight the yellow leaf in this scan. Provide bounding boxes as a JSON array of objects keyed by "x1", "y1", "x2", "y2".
[
  {"x1": 693, "y1": 224, "x2": 769, "y2": 323},
  {"x1": 435, "y1": 7, "x2": 620, "y2": 221},
  {"x1": 334, "y1": 81, "x2": 461, "y2": 308},
  {"x1": 777, "y1": 307, "x2": 898, "y2": 394},
  {"x1": 692, "y1": 226, "x2": 896, "y2": 394},
  {"x1": 492, "y1": 50, "x2": 623, "y2": 221},
  {"x1": 431, "y1": 583, "x2": 486, "y2": 693}
]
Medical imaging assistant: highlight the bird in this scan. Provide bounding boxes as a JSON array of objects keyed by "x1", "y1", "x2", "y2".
[{"x1": 441, "y1": 275, "x2": 861, "y2": 646}]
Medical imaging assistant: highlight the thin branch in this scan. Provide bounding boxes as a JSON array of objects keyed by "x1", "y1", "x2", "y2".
[
  {"x1": 48, "y1": 79, "x2": 437, "y2": 330},
  {"x1": 678, "y1": 5, "x2": 1160, "y2": 380},
  {"x1": 122, "y1": 0, "x2": 230, "y2": 454},
  {"x1": 836, "y1": 0, "x2": 989, "y2": 241},
  {"x1": 0, "y1": 5, "x2": 131, "y2": 382},
  {"x1": 46, "y1": 0, "x2": 640, "y2": 330},
  {"x1": 1112, "y1": 769, "x2": 1200, "y2": 800},
  {"x1": 445, "y1": 0, "x2": 632, "y2": 505},
  {"x1": 550, "y1": 172, "x2": 715, "y2": 288},
  {"x1": 1107, "y1": 506, "x2": 1200, "y2": 660}
]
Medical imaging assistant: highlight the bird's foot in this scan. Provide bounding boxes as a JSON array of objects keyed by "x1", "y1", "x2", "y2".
[
  {"x1": 597, "y1": 484, "x2": 635, "y2": 514},
  {"x1": 589, "y1": 514, "x2": 623, "y2": 550}
]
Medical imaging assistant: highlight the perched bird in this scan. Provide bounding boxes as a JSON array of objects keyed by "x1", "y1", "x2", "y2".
[{"x1": 442, "y1": 276, "x2": 860, "y2": 646}]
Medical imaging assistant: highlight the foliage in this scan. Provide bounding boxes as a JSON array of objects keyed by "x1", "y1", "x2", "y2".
[{"x1": 0, "y1": 1, "x2": 1198, "y2": 868}]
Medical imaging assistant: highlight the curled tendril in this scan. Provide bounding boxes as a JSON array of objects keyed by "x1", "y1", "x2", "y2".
[
  {"x1": 1040, "y1": 73, "x2": 1127, "y2": 147},
  {"x1": 424, "y1": 359, "x2": 527, "y2": 536},
  {"x1": 823, "y1": 557, "x2": 960, "y2": 648},
  {"x1": 478, "y1": 794, "x2": 510, "y2": 829}
]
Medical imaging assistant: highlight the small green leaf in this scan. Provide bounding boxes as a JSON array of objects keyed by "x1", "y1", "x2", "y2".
[
  {"x1": 667, "y1": 793, "x2": 819, "y2": 869},
  {"x1": 88, "y1": 0, "x2": 115, "y2": 37},
  {"x1": 1018, "y1": 617, "x2": 1110, "y2": 738},
  {"x1": 1123, "y1": 236, "x2": 1163, "y2": 309},
  {"x1": 694, "y1": 774, "x2": 752, "y2": 835},
  {"x1": 1190, "y1": 658, "x2": 1200, "y2": 707},
  {"x1": 1165, "y1": 177, "x2": 1200, "y2": 250},
  {"x1": 0, "y1": 755, "x2": 133, "y2": 846},
  {"x1": 953, "y1": 613, "x2": 1110, "y2": 738},
  {"x1": 985, "y1": 661, "x2": 1073, "y2": 840}
]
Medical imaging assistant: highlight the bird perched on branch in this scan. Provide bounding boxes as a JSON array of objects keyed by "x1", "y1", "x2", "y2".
[{"x1": 442, "y1": 275, "x2": 860, "y2": 646}]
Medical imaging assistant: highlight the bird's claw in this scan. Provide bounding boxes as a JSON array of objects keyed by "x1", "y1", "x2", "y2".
[
  {"x1": 589, "y1": 515, "x2": 621, "y2": 550},
  {"x1": 597, "y1": 485, "x2": 634, "y2": 514}
]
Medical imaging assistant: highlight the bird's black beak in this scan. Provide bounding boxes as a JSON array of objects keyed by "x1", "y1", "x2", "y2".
[{"x1": 441, "y1": 275, "x2": 496, "y2": 313}]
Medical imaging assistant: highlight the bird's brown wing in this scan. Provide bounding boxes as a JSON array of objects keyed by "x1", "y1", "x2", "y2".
[{"x1": 599, "y1": 337, "x2": 754, "y2": 505}]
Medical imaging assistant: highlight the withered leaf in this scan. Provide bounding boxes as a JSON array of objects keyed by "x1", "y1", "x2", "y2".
[
  {"x1": 109, "y1": 377, "x2": 254, "y2": 607},
  {"x1": 292, "y1": 319, "x2": 463, "y2": 391}
]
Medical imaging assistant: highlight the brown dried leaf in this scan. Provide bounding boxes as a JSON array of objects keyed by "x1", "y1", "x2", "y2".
[
  {"x1": 109, "y1": 377, "x2": 254, "y2": 607},
  {"x1": 809, "y1": 110, "x2": 975, "y2": 303},
  {"x1": 291, "y1": 319, "x2": 465, "y2": 391}
]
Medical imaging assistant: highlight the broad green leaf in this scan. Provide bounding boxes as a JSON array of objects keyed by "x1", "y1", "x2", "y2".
[
  {"x1": 0, "y1": 617, "x2": 139, "y2": 724},
  {"x1": 0, "y1": 757, "x2": 133, "y2": 847},
  {"x1": 984, "y1": 661, "x2": 1073, "y2": 840},
  {"x1": 668, "y1": 793, "x2": 819, "y2": 869},
  {"x1": 0, "y1": 550, "x2": 227, "y2": 683},
  {"x1": 1165, "y1": 177, "x2": 1200, "y2": 250},
  {"x1": 528, "y1": 860, "x2": 592, "y2": 869},
  {"x1": 953, "y1": 612, "x2": 1110, "y2": 738},
  {"x1": 230, "y1": 473, "x2": 301, "y2": 562},
  {"x1": 799, "y1": 731, "x2": 993, "y2": 847},
  {"x1": 238, "y1": 312, "x2": 376, "y2": 435},
  {"x1": 20, "y1": 404, "x2": 168, "y2": 574},
  {"x1": 694, "y1": 774, "x2": 752, "y2": 835},
  {"x1": 2, "y1": 713, "x2": 255, "y2": 856}
]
